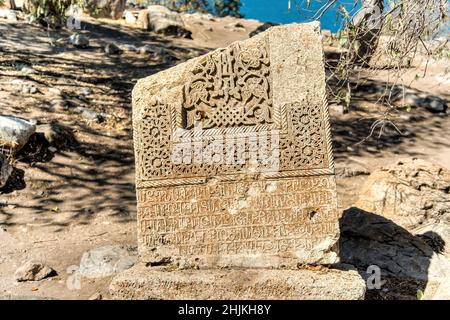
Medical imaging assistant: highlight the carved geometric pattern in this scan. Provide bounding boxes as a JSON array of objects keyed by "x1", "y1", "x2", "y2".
[
  {"x1": 279, "y1": 102, "x2": 327, "y2": 171},
  {"x1": 182, "y1": 37, "x2": 273, "y2": 130},
  {"x1": 135, "y1": 38, "x2": 333, "y2": 185},
  {"x1": 135, "y1": 100, "x2": 173, "y2": 180}
]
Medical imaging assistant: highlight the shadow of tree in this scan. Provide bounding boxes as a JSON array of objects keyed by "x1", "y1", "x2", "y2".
[
  {"x1": 0, "y1": 19, "x2": 213, "y2": 231},
  {"x1": 338, "y1": 207, "x2": 445, "y2": 300},
  {"x1": 329, "y1": 78, "x2": 450, "y2": 163}
]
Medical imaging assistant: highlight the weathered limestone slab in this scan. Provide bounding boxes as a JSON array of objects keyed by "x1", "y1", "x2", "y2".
[
  {"x1": 131, "y1": 22, "x2": 339, "y2": 268},
  {"x1": 110, "y1": 264, "x2": 366, "y2": 300},
  {"x1": 111, "y1": 22, "x2": 364, "y2": 300}
]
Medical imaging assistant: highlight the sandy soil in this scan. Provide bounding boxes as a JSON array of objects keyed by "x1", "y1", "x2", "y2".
[{"x1": 0, "y1": 12, "x2": 449, "y2": 300}]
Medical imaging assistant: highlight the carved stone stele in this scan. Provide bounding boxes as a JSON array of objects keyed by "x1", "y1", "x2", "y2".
[{"x1": 111, "y1": 23, "x2": 365, "y2": 300}]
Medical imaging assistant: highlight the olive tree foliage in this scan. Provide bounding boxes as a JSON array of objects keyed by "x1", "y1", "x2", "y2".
[
  {"x1": 293, "y1": 0, "x2": 448, "y2": 122},
  {"x1": 143, "y1": 0, "x2": 210, "y2": 13},
  {"x1": 214, "y1": 0, "x2": 243, "y2": 17},
  {"x1": 22, "y1": 0, "x2": 84, "y2": 26},
  {"x1": 141, "y1": 0, "x2": 243, "y2": 16}
]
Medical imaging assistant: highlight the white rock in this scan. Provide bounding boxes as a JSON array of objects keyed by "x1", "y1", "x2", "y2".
[
  {"x1": 124, "y1": 10, "x2": 137, "y2": 24},
  {"x1": 0, "y1": 115, "x2": 36, "y2": 150},
  {"x1": 69, "y1": 34, "x2": 89, "y2": 48},
  {"x1": 79, "y1": 245, "x2": 138, "y2": 278},
  {"x1": 14, "y1": 260, "x2": 55, "y2": 282}
]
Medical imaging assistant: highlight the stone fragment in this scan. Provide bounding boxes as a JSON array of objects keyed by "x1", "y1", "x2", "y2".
[
  {"x1": 124, "y1": 10, "x2": 136, "y2": 24},
  {"x1": 14, "y1": 260, "x2": 55, "y2": 282},
  {"x1": 80, "y1": 108, "x2": 108, "y2": 123},
  {"x1": 0, "y1": 8, "x2": 17, "y2": 21},
  {"x1": 79, "y1": 245, "x2": 138, "y2": 278},
  {"x1": 120, "y1": 44, "x2": 138, "y2": 52},
  {"x1": 104, "y1": 42, "x2": 122, "y2": 55},
  {"x1": 138, "y1": 5, "x2": 192, "y2": 38},
  {"x1": 69, "y1": 34, "x2": 89, "y2": 48},
  {"x1": 336, "y1": 163, "x2": 370, "y2": 178},
  {"x1": 355, "y1": 158, "x2": 450, "y2": 230},
  {"x1": 88, "y1": 292, "x2": 103, "y2": 300},
  {"x1": 0, "y1": 115, "x2": 36, "y2": 151},
  {"x1": 400, "y1": 92, "x2": 448, "y2": 114}
]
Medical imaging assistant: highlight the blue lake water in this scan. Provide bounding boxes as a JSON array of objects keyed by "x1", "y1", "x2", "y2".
[{"x1": 240, "y1": 0, "x2": 362, "y2": 32}]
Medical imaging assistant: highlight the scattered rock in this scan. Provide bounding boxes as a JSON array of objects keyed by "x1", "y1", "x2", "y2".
[
  {"x1": 104, "y1": 42, "x2": 122, "y2": 55},
  {"x1": 124, "y1": 10, "x2": 137, "y2": 24},
  {"x1": 356, "y1": 158, "x2": 450, "y2": 231},
  {"x1": 119, "y1": 44, "x2": 138, "y2": 52},
  {"x1": 225, "y1": 22, "x2": 245, "y2": 30},
  {"x1": 137, "y1": 44, "x2": 160, "y2": 56},
  {"x1": 336, "y1": 163, "x2": 370, "y2": 178},
  {"x1": 20, "y1": 66, "x2": 37, "y2": 75},
  {"x1": 249, "y1": 22, "x2": 279, "y2": 37},
  {"x1": 14, "y1": 260, "x2": 56, "y2": 282},
  {"x1": 79, "y1": 244, "x2": 138, "y2": 278},
  {"x1": 0, "y1": 154, "x2": 13, "y2": 189},
  {"x1": 88, "y1": 292, "x2": 103, "y2": 300},
  {"x1": 399, "y1": 92, "x2": 448, "y2": 114},
  {"x1": 0, "y1": 115, "x2": 36, "y2": 151},
  {"x1": 69, "y1": 34, "x2": 89, "y2": 48},
  {"x1": 10, "y1": 79, "x2": 38, "y2": 94},
  {"x1": 80, "y1": 108, "x2": 108, "y2": 123},
  {"x1": 0, "y1": 8, "x2": 18, "y2": 21},
  {"x1": 21, "y1": 83, "x2": 38, "y2": 94},
  {"x1": 79, "y1": 87, "x2": 93, "y2": 96},
  {"x1": 48, "y1": 87, "x2": 62, "y2": 97},
  {"x1": 139, "y1": 5, "x2": 192, "y2": 38},
  {"x1": 328, "y1": 104, "x2": 347, "y2": 115},
  {"x1": 50, "y1": 99, "x2": 68, "y2": 112}
]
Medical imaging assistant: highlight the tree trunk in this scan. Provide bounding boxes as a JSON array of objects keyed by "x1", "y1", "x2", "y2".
[{"x1": 350, "y1": 0, "x2": 385, "y2": 66}]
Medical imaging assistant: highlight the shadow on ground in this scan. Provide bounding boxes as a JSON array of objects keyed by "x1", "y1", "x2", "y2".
[{"x1": 338, "y1": 207, "x2": 445, "y2": 300}]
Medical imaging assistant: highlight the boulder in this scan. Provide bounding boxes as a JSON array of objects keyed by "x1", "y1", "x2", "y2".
[
  {"x1": 79, "y1": 245, "x2": 138, "y2": 278},
  {"x1": 355, "y1": 158, "x2": 450, "y2": 231},
  {"x1": 14, "y1": 260, "x2": 56, "y2": 282},
  {"x1": 399, "y1": 92, "x2": 448, "y2": 114},
  {"x1": 69, "y1": 34, "x2": 89, "y2": 48},
  {"x1": 0, "y1": 115, "x2": 36, "y2": 151},
  {"x1": 0, "y1": 8, "x2": 17, "y2": 21},
  {"x1": 124, "y1": 10, "x2": 136, "y2": 24},
  {"x1": 138, "y1": 5, "x2": 192, "y2": 38}
]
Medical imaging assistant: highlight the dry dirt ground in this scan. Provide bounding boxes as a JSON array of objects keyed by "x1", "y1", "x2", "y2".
[{"x1": 0, "y1": 13, "x2": 449, "y2": 300}]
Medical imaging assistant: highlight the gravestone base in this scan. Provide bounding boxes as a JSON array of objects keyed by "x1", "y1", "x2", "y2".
[{"x1": 109, "y1": 264, "x2": 366, "y2": 300}]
